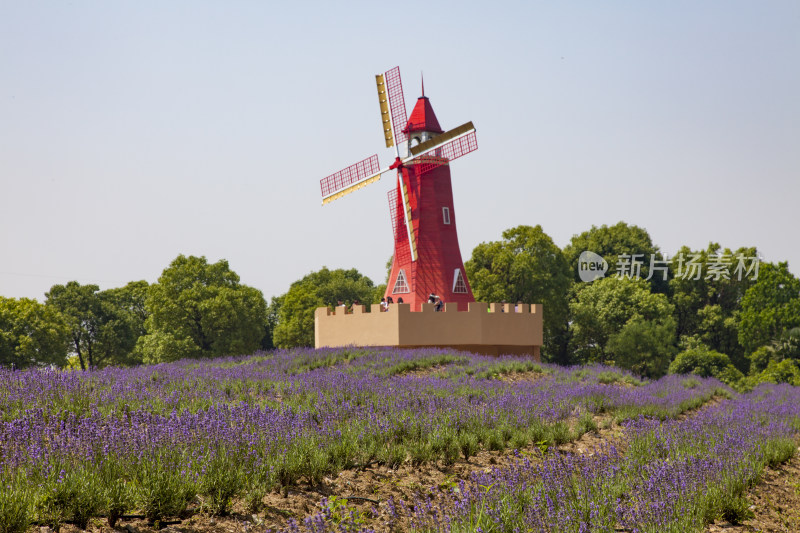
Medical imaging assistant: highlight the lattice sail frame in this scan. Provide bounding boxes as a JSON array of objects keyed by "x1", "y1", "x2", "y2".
[
  {"x1": 383, "y1": 66, "x2": 408, "y2": 147},
  {"x1": 410, "y1": 130, "x2": 478, "y2": 177},
  {"x1": 320, "y1": 155, "x2": 382, "y2": 205},
  {"x1": 388, "y1": 185, "x2": 413, "y2": 266},
  {"x1": 397, "y1": 172, "x2": 417, "y2": 262}
]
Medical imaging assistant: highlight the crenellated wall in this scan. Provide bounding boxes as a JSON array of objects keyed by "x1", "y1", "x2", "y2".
[{"x1": 314, "y1": 302, "x2": 543, "y2": 360}]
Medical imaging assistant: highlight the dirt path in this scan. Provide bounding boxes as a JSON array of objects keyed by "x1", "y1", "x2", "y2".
[{"x1": 707, "y1": 445, "x2": 800, "y2": 533}]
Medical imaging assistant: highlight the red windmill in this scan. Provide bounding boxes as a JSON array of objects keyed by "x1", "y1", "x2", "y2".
[{"x1": 320, "y1": 67, "x2": 478, "y2": 311}]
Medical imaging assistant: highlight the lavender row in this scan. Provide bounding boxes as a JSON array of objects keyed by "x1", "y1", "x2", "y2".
[{"x1": 388, "y1": 383, "x2": 800, "y2": 533}]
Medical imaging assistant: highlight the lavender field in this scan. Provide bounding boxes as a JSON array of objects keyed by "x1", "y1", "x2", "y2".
[{"x1": 1, "y1": 348, "x2": 798, "y2": 532}]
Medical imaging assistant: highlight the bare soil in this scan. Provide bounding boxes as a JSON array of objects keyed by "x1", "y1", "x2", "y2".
[{"x1": 707, "y1": 447, "x2": 800, "y2": 533}]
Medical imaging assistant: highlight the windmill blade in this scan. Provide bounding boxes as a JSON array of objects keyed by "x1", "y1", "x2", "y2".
[
  {"x1": 375, "y1": 74, "x2": 395, "y2": 148},
  {"x1": 387, "y1": 189, "x2": 412, "y2": 265},
  {"x1": 320, "y1": 154, "x2": 387, "y2": 205},
  {"x1": 411, "y1": 130, "x2": 479, "y2": 176},
  {"x1": 407, "y1": 122, "x2": 478, "y2": 176},
  {"x1": 408, "y1": 121, "x2": 476, "y2": 158},
  {"x1": 383, "y1": 66, "x2": 408, "y2": 147},
  {"x1": 396, "y1": 171, "x2": 418, "y2": 261}
]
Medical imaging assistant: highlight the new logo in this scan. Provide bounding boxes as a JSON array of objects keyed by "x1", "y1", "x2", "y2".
[{"x1": 578, "y1": 251, "x2": 608, "y2": 282}]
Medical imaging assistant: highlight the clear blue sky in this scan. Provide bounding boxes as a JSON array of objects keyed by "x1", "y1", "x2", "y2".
[{"x1": 2, "y1": 1, "x2": 798, "y2": 301}]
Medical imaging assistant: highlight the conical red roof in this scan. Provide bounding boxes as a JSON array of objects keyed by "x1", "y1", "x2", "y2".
[{"x1": 404, "y1": 96, "x2": 444, "y2": 134}]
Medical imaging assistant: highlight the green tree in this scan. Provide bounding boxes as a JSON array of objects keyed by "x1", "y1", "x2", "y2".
[
  {"x1": 45, "y1": 282, "x2": 106, "y2": 370},
  {"x1": 138, "y1": 255, "x2": 268, "y2": 363},
  {"x1": 607, "y1": 317, "x2": 676, "y2": 378},
  {"x1": 261, "y1": 296, "x2": 283, "y2": 351},
  {"x1": 465, "y1": 225, "x2": 572, "y2": 363},
  {"x1": 98, "y1": 281, "x2": 149, "y2": 366},
  {"x1": 46, "y1": 281, "x2": 149, "y2": 369},
  {"x1": 103, "y1": 280, "x2": 149, "y2": 331},
  {"x1": 668, "y1": 243, "x2": 757, "y2": 342},
  {"x1": 569, "y1": 277, "x2": 675, "y2": 366},
  {"x1": 773, "y1": 327, "x2": 800, "y2": 361},
  {"x1": 738, "y1": 262, "x2": 800, "y2": 353},
  {"x1": 747, "y1": 345, "x2": 775, "y2": 374},
  {"x1": 0, "y1": 297, "x2": 70, "y2": 368},
  {"x1": 695, "y1": 304, "x2": 746, "y2": 372},
  {"x1": 564, "y1": 222, "x2": 665, "y2": 292},
  {"x1": 273, "y1": 267, "x2": 376, "y2": 348}
]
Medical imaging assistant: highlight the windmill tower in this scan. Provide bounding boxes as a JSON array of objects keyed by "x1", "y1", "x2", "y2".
[{"x1": 320, "y1": 67, "x2": 478, "y2": 311}]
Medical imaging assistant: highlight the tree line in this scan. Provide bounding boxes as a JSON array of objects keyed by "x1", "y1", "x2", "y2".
[{"x1": 2, "y1": 222, "x2": 799, "y2": 387}]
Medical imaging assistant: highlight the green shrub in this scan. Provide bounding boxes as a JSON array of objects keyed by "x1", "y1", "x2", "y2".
[
  {"x1": 748, "y1": 345, "x2": 775, "y2": 374},
  {"x1": 575, "y1": 411, "x2": 598, "y2": 436},
  {"x1": 487, "y1": 429, "x2": 505, "y2": 452},
  {"x1": 763, "y1": 437, "x2": 797, "y2": 467},
  {"x1": 409, "y1": 440, "x2": 434, "y2": 466},
  {"x1": 0, "y1": 479, "x2": 31, "y2": 533},
  {"x1": 596, "y1": 371, "x2": 621, "y2": 385},
  {"x1": 378, "y1": 443, "x2": 406, "y2": 469},
  {"x1": 757, "y1": 359, "x2": 800, "y2": 386},
  {"x1": 716, "y1": 364, "x2": 745, "y2": 386},
  {"x1": 548, "y1": 421, "x2": 573, "y2": 446},
  {"x1": 443, "y1": 438, "x2": 461, "y2": 466},
  {"x1": 669, "y1": 345, "x2": 733, "y2": 379},
  {"x1": 199, "y1": 451, "x2": 243, "y2": 516},
  {"x1": 135, "y1": 459, "x2": 195, "y2": 523},
  {"x1": 509, "y1": 429, "x2": 529, "y2": 449},
  {"x1": 105, "y1": 478, "x2": 132, "y2": 527},
  {"x1": 38, "y1": 469, "x2": 103, "y2": 530},
  {"x1": 527, "y1": 419, "x2": 548, "y2": 444},
  {"x1": 720, "y1": 495, "x2": 754, "y2": 525},
  {"x1": 459, "y1": 433, "x2": 479, "y2": 461}
]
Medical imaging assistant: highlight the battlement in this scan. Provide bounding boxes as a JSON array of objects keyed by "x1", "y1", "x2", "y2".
[{"x1": 314, "y1": 302, "x2": 543, "y2": 360}]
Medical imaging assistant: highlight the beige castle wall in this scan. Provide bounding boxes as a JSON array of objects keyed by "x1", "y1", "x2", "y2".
[
  {"x1": 314, "y1": 304, "x2": 401, "y2": 347},
  {"x1": 315, "y1": 302, "x2": 543, "y2": 359}
]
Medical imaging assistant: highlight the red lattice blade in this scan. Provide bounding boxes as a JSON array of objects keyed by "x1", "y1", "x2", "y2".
[
  {"x1": 407, "y1": 123, "x2": 478, "y2": 177},
  {"x1": 408, "y1": 121, "x2": 476, "y2": 158},
  {"x1": 387, "y1": 188, "x2": 412, "y2": 266},
  {"x1": 384, "y1": 67, "x2": 408, "y2": 146},
  {"x1": 397, "y1": 171, "x2": 417, "y2": 261},
  {"x1": 320, "y1": 154, "x2": 385, "y2": 205}
]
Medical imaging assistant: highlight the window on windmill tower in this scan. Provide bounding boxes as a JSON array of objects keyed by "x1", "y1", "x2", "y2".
[
  {"x1": 453, "y1": 269, "x2": 468, "y2": 293},
  {"x1": 393, "y1": 269, "x2": 410, "y2": 294},
  {"x1": 442, "y1": 207, "x2": 451, "y2": 225}
]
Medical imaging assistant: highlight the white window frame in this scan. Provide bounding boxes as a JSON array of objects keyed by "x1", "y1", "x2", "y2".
[
  {"x1": 392, "y1": 269, "x2": 410, "y2": 294},
  {"x1": 452, "y1": 268, "x2": 467, "y2": 293},
  {"x1": 442, "y1": 207, "x2": 451, "y2": 225}
]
